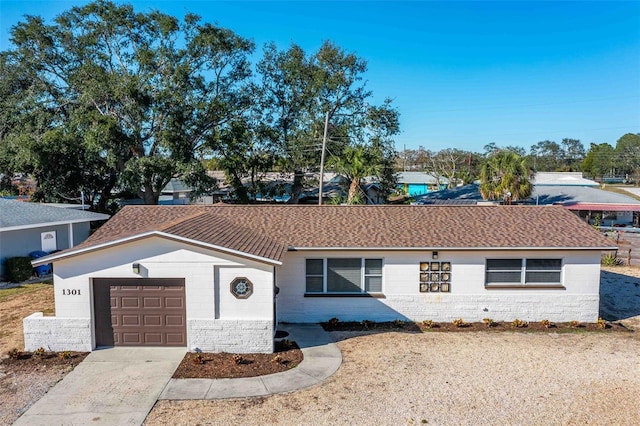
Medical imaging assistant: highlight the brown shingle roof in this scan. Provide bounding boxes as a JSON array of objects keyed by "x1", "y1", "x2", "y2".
[{"x1": 59, "y1": 204, "x2": 614, "y2": 264}]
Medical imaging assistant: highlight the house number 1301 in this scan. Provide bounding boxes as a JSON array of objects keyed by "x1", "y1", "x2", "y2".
[{"x1": 62, "y1": 289, "x2": 80, "y2": 296}]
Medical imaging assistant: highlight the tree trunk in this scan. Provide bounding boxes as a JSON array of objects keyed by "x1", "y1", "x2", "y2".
[
  {"x1": 140, "y1": 182, "x2": 159, "y2": 205},
  {"x1": 347, "y1": 178, "x2": 360, "y2": 204},
  {"x1": 288, "y1": 170, "x2": 304, "y2": 204}
]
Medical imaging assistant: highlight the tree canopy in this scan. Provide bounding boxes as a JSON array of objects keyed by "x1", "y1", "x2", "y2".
[
  {"x1": 3, "y1": 0, "x2": 254, "y2": 207},
  {"x1": 479, "y1": 151, "x2": 533, "y2": 204},
  {"x1": 1, "y1": 1, "x2": 400, "y2": 209}
]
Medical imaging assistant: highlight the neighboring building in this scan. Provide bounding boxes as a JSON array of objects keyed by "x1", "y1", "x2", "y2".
[
  {"x1": 159, "y1": 178, "x2": 193, "y2": 205},
  {"x1": 396, "y1": 172, "x2": 448, "y2": 197},
  {"x1": 0, "y1": 199, "x2": 109, "y2": 278},
  {"x1": 533, "y1": 172, "x2": 599, "y2": 187},
  {"x1": 27, "y1": 204, "x2": 613, "y2": 353},
  {"x1": 301, "y1": 176, "x2": 384, "y2": 204},
  {"x1": 415, "y1": 172, "x2": 640, "y2": 227}
]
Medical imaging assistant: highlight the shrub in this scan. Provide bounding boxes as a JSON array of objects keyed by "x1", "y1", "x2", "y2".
[
  {"x1": 7, "y1": 348, "x2": 21, "y2": 359},
  {"x1": 511, "y1": 319, "x2": 528, "y2": 328},
  {"x1": 192, "y1": 353, "x2": 204, "y2": 364},
  {"x1": 361, "y1": 319, "x2": 374, "y2": 330},
  {"x1": 278, "y1": 339, "x2": 296, "y2": 351},
  {"x1": 232, "y1": 354, "x2": 244, "y2": 365},
  {"x1": 570, "y1": 320, "x2": 580, "y2": 328},
  {"x1": 482, "y1": 318, "x2": 496, "y2": 327},
  {"x1": 601, "y1": 253, "x2": 624, "y2": 266},
  {"x1": 453, "y1": 318, "x2": 468, "y2": 328},
  {"x1": 422, "y1": 320, "x2": 435, "y2": 329},
  {"x1": 4, "y1": 257, "x2": 33, "y2": 282},
  {"x1": 272, "y1": 355, "x2": 283, "y2": 364},
  {"x1": 393, "y1": 319, "x2": 406, "y2": 328},
  {"x1": 597, "y1": 318, "x2": 607, "y2": 329},
  {"x1": 327, "y1": 317, "x2": 340, "y2": 330},
  {"x1": 58, "y1": 351, "x2": 72, "y2": 360},
  {"x1": 34, "y1": 347, "x2": 46, "y2": 357},
  {"x1": 540, "y1": 319, "x2": 552, "y2": 329}
]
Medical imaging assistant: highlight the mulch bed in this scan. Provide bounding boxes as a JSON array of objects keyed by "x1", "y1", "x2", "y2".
[
  {"x1": 172, "y1": 339, "x2": 303, "y2": 379},
  {"x1": 1, "y1": 350, "x2": 88, "y2": 374},
  {"x1": 321, "y1": 319, "x2": 632, "y2": 333}
]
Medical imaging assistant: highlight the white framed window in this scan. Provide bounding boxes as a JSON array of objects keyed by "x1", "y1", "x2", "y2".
[
  {"x1": 485, "y1": 258, "x2": 562, "y2": 287},
  {"x1": 305, "y1": 258, "x2": 383, "y2": 294}
]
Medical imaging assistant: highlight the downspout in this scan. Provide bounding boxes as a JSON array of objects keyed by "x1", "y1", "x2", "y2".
[
  {"x1": 273, "y1": 266, "x2": 279, "y2": 336},
  {"x1": 68, "y1": 223, "x2": 74, "y2": 248}
]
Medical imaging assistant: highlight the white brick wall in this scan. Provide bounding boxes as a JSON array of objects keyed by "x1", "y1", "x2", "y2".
[
  {"x1": 276, "y1": 249, "x2": 603, "y2": 323},
  {"x1": 278, "y1": 293, "x2": 599, "y2": 323},
  {"x1": 23, "y1": 237, "x2": 276, "y2": 353},
  {"x1": 188, "y1": 319, "x2": 273, "y2": 353},
  {"x1": 23, "y1": 312, "x2": 92, "y2": 352}
]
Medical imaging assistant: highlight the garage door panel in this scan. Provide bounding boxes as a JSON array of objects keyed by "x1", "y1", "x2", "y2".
[
  {"x1": 122, "y1": 332, "x2": 142, "y2": 344},
  {"x1": 166, "y1": 333, "x2": 186, "y2": 345},
  {"x1": 144, "y1": 333, "x2": 162, "y2": 344},
  {"x1": 94, "y1": 278, "x2": 186, "y2": 347},
  {"x1": 165, "y1": 315, "x2": 184, "y2": 326},
  {"x1": 121, "y1": 315, "x2": 140, "y2": 326},
  {"x1": 121, "y1": 297, "x2": 140, "y2": 308},
  {"x1": 165, "y1": 297, "x2": 183, "y2": 308},
  {"x1": 143, "y1": 315, "x2": 162, "y2": 326},
  {"x1": 143, "y1": 297, "x2": 161, "y2": 308}
]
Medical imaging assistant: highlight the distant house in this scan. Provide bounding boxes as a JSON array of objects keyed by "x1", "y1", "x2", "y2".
[
  {"x1": 415, "y1": 172, "x2": 640, "y2": 227},
  {"x1": 158, "y1": 178, "x2": 193, "y2": 205},
  {"x1": 533, "y1": 172, "x2": 599, "y2": 187},
  {"x1": 301, "y1": 175, "x2": 384, "y2": 204},
  {"x1": 0, "y1": 199, "x2": 109, "y2": 278},
  {"x1": 27, "y1": 204, "x2": 613, "y2": 353},
  {"x1": 396, "y1": 172, "x2": 448, "y2": 197}
]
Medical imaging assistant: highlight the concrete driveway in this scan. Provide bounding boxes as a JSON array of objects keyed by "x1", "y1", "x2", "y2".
[{"x1": 14, "y1": 347, "x2": 186, "y2": 426}]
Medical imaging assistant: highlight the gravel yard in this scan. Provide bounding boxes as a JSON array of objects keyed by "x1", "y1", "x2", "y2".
[{"x1": 146, "y1": 331, "x2": 640, "y2": 426}]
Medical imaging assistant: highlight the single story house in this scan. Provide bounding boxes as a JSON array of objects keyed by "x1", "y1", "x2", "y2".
[
  {"x1": 0, "y1": 199, "x2": 109, "y2": 278},
  {"x1": 533, "y1": 172, "x2": 599, "y2": 187},
  {"x1": 27, "y1": 204, "x2": 614, "y2": 353},
  {"x1": 397, "y1": 172, "x2": 449, "y2": 197}
]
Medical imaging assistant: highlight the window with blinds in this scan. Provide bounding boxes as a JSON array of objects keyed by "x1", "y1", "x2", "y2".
[{"x1": 305, "y1": 258, "x2": 384, "y2": 294}]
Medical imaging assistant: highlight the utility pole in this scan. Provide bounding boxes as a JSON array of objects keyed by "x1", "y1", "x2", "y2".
[{"x1": 318, "y1": 111, "x2": 330, "y2": 205}]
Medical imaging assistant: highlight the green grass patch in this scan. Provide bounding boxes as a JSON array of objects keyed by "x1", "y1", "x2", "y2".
[{"x1": 0, "y1": 283, "x2": 52, "y2": 302}]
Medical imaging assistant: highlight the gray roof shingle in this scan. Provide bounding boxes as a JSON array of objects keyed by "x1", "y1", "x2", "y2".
[{"x1": 0, "y1": 199, "x2": 110, "y2": 230}]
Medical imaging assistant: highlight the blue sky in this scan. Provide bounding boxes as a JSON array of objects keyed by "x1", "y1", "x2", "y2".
[{"x1": 1, "y1": 1, "x2": 639, "y2": 153}]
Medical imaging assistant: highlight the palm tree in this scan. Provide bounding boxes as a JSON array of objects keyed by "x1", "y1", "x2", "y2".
[
  {"x1": 331, "y1": 145, "x2": 382, "y2": 204},
  {"x1": 479, "y1": 151, "x2": 533, "y2": 204}
]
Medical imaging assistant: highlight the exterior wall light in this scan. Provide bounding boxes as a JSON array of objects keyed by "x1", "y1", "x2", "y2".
[
  {"x1": 132, "y1": 263, "x2": 140, "y2": 274},
  {"x1": 432, "y1": 251, "x2": 439, "y2": 260}
]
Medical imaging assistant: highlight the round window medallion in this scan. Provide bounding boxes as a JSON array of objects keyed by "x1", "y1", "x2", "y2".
[{"x1": 230, "y1": 277, "x2": 253, "y2": 299}]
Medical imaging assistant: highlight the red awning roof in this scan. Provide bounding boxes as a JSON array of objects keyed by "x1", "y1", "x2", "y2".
[{"x1": 564, "y1": 203, "x2": 640, "y2": 212}]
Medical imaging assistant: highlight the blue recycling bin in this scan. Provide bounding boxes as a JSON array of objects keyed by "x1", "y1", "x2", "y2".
[{"x1": 29, "y1": 250, "x2": 51, "y2": 276}]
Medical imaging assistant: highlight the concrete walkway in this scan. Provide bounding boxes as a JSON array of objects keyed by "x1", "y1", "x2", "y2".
[
  {"x1": 159, "y1": 324, "x2": 342, "y2": 400},
  {"x1": 14, "y1": 347, "x2": 186, "y2": 426}
]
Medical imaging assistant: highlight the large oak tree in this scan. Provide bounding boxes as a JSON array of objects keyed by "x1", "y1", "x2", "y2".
[{"x1": 4, "y1": 0, "x2": 254, "y2": 207}]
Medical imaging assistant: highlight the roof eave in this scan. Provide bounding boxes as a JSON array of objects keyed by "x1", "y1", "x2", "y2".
[
  {"x1": 31, "y1": 231, "x2": 283, "y2": 267},
  {"x1": 0, "y1": 215, "x2": 110, "y2": 232},
  {"x1": 288, "y1": 246, "x2": 618, "y2": 251}
]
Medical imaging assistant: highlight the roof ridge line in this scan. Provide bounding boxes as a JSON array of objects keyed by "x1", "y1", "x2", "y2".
[{"x1": 157, "y1": 207, "x2": 209, "y2": 232}]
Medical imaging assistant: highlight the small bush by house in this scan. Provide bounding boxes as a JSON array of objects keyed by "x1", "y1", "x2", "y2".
[{"x1": 4, "y1": 257, "x2": 33, "y2": 282}]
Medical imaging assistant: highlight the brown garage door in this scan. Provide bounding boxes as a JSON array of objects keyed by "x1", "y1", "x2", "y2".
[{"x1": 94, "y1": 278, "x2": 186, "y2": 347}]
